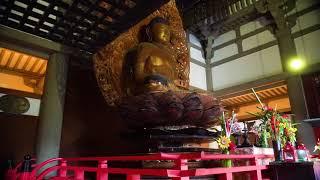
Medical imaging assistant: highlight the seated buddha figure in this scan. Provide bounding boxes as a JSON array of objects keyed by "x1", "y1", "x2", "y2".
[
  {"x1": 132, "y1": 17, "x2": 178, "y2": 94},
  {"x1": 121, "y1": 17, "x2": 222, "y2": 129}
]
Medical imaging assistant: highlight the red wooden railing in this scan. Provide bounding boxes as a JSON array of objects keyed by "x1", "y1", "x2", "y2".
[{"x1": 7, "y1": 152, "x2": 273, "y2": 180}]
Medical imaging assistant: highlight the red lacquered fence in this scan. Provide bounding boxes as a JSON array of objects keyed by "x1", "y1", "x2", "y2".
[{"x1": 6, "y1": 152, "x2": 273, "y2": 180}]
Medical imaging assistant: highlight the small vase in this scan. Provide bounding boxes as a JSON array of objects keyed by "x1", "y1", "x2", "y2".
[
  {"x1": 221, "y1": 151, "x2": 232, "y2": 167},
  {"x1": 272, "y1": 139, "x2": 283, "y2": 162}
]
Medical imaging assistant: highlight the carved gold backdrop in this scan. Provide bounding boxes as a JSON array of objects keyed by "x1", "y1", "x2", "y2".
[{"x1": 94, "y1": 0, "x2": 189, "y2": 106}]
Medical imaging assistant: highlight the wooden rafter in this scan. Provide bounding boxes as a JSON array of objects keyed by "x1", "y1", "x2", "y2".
[
  {"x1": 221, "y1": 85, "x2": 289, "y2": 107},
  {"x1": 12, "y1": 54, "x2": 23, "y2": 69},
  {"x1": 0, "y1": 0, "x2": 169, "y2": 53},
  {"x1": 0, "y1": 47, "x2": 47, "y2": 78}
]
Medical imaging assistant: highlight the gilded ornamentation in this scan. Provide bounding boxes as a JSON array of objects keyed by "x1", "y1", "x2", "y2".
[{"x1": 94, "y1": 0, "x2": 189, "y2": 106}]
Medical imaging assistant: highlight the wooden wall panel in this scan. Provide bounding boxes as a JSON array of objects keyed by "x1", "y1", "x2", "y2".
[
  {"x1": 0, "y1": 113, "x2": 38, "y2": 178},
  {"x1": 60, "y1": 62, "x2": 147, "y2": 157},
  {"x1": 303, "y1": 71, "x2": 320, "y2": 119}
]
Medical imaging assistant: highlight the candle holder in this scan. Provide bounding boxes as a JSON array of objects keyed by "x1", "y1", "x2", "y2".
[{"x1": 240, "y1": 122, "x2": 251, "y2": 147}]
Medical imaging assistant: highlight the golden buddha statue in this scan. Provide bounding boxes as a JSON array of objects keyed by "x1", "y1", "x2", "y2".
[
  {"x1": 94, "y1": 4, "x2": 222, "y2": 152},
  {"x1": 119, "y1": 17, "x2": 222, "y2": 129},
  {"x1": 128, "y1": 17, "x2": 180, "y2": 94}
]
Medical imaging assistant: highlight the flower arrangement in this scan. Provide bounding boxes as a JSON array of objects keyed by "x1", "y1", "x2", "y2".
[
  {"x1": 253, "y1": 106, "x2": 297, "y2": 146},
  {"x1": 230, "y1": 119, "x2": 242, "y2": 135},
  {"x1": 217, "y1": 111, "x2": 237, "y2": 153},
  {"x1": 248, "y1": 89, "x2": 298, "y2": 147},
  {"x1": 217, "y1": 111, "x2": 237, "y2": 167}
]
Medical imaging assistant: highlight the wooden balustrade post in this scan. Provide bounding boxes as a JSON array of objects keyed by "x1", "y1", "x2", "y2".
[
  {"x1": 250, "y1": 157, "x2": 262, "y2": 180},
  {"x1": 97, "y1": 160, "x2": 108, "y2": 180},
  {"x1": 250, "y1": 170, "x2": 262, "y2": 180},
  {"x1": 172, "y1": 159, "x2": 189, "y2": 180},
  {"x1": 58, "y1": 160, "x2": 67, "y2": 177},
  {"x1": 218, "y1": 173, "x2": 232, "y2": 180},
  {"x1": 74, "y1": 169, "x2": 84, "y2": 180}
]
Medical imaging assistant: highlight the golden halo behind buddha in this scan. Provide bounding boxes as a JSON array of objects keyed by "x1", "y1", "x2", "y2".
[{"x1": 93, "y1": 0, "x2": 189, "y2": 106}]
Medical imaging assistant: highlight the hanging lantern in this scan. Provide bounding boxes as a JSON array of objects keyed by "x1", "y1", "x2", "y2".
[{"x1": 283, "y1": 142, "x2": 297, "y2": 162}]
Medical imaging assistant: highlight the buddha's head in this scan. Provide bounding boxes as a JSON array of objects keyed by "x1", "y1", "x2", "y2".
[{"x1": 148, "y1": 17, "x2": 170, "y2": 44}]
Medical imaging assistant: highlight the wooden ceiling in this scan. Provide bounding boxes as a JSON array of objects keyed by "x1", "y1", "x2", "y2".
[
  {"x1": 221, "y1": 84, "x2": 288, "y2": 107},
  {"x1": 0, "y1": 47, "x2": 47, "y2": 79},
  {"x1": 180, "y1": 0, "x2": 266, "y2": 41},
  {"x1": 0, "y1": 0, "x2": 169, "y2": 54}
]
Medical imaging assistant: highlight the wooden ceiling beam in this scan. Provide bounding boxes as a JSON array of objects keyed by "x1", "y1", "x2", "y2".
[
  {"x1": 1, "y1": 0, "x2": 169, "y2": 53},
  {"x1": 224, "y1": 94, "x2": 289, "y2": 109},
  {"x1": 0, "y1": 66, "x2": 43, "y2": 79},
  {"x1": 37, "y1": 61, "x2": 46, "y2": 75},
  {"x1": 34, "y1": 1, "x2": 57, "y2": 34},
  {"x1": 22, "y1": 56, "x2": 32, "y2": 70},
  {"x1": 0, "y1": 48, "x2": 5, "y2": 64},
  {"x1": 4, "y1": 51, "x2": 14, "y2": 68},
  {"x1": 29, "y1": 57, "x2": 40, "y2": 72},
  {"x1": 12, "y1": 54, "x2": 23, "y2": 69}
]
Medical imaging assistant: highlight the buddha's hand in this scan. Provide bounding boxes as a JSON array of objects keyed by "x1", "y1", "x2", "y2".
[{"x1": 145, "y1": 82, "x2": 169, "y2": 92}]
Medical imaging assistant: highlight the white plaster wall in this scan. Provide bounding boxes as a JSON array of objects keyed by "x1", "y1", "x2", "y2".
[
  {"x1": 207, "y1": 0, "x2": 319, "y2": 92},
  {"x1": 242, "y1": 30, "x2": 275, "y2": 51},
  {"x1": 260, "y1": 45, "x2": 283, "y2": 75},
  {"x1": 289, "y1": 0, "x2": 320, "y2": 66},
  {"x1": 190, "y1": 47, "x2": 205, "y2": 63},
  {"x1": 189, "y1": 33, "x2": 202, "y2": 47},
  {"x1": 0, "y1": 93, "x2": 40, "y2": 116},
  {"x1": 291, "y1": 8, "x2": 320, "y2": 33},
  {"x1": 240, "y1": 20, "x2": 263, "y2": 35},
  {"x1": 295, "y1": 30, "x2": 320, "y2": 66},
  {"x1": 212, "y1": 30, "x2": 236, "y2": 47},
  {"x1": 287, "y1": 0, "x2": 319, "y2": 16},
  {"x1": 212, "y1": 45, "x2": 282, "y2": 90},
  {"x1": 212, "y1": 43, "x2": 238, "y2": 62},
  {"x1": 189, "y1": 62, "x2": 207, "y2": 90}
]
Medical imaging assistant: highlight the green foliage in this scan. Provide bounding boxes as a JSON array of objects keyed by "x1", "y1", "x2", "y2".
[{"x1": 248, "y1": 106, "x2": 297, "y2": 147}]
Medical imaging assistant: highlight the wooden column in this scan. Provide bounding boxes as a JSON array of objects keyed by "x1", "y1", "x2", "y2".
[
  {"x1": 275, "y1": 26, "x2": 315, "y2": 150},
  {"x1": 35, "y1": 53, "x2": 69, "y2": 163},
  {"x1": 204, "y1": 36, "x2": 214, "y2": 91}
]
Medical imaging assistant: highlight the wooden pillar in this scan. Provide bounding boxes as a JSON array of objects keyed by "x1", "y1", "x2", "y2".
[
  {"x1": 35, "y1": 53, "x2": 69, "y2": 163},
  {"x1": 257, "y1": 0, "x2": 316, "y2": 150},
  {"x1": 275, "y1": 27, "x2": 315, "y2": 150},
  {"x1": 204, "y1": 36, "x2": 214, "y2": 91}
]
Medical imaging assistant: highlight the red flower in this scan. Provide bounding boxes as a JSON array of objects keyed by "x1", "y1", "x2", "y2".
[
  {"x1": 263, "y1": 106, "x2": 273, "y2": 111},
  {"x1": 228, "y1": 142, "x2": 236, "y2": 151},
  {"x1": 284, "y1": 142, "x2": 295, "y2": 151},
  {"x1": 270, "y1": 116, "x2": 279, "y2": 132},
  {"x1": 282, "y1": 114, "x2": 289, "y2": 119},
  {"x1": 297, "y1": 143, "x2": 306, "y2": 150}
]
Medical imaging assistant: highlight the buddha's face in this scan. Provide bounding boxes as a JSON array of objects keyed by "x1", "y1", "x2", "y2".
[{"x1": 151, "y1": 23, "x2": 170, "y2": 44}]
